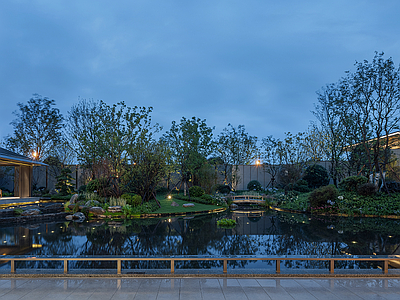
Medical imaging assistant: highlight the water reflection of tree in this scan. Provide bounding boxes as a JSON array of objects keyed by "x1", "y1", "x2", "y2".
[{"x1": 7, "y1": 211, "x2": 400, "y2": 272}]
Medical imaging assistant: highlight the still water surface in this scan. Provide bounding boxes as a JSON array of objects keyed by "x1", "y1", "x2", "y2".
[{"x1": 1, "y1": 209, "x2": 400, "y2": 271}]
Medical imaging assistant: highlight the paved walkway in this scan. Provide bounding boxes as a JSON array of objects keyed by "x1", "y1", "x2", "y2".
[{"x1": 0, "y1": 277, "x2": 400, "y2": 299}]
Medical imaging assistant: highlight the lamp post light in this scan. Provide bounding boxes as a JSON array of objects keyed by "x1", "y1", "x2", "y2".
[{"x1": 32, "y1": 151, "x2": 38, "y2": 161}]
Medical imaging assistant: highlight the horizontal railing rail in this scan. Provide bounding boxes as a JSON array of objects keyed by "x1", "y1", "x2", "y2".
[
  {"x1": 2, "y1": 255, "x2": 400, "y2": 275},
  {"x1": 231, "y1": 195, "x2": 266, "y2": 203}
]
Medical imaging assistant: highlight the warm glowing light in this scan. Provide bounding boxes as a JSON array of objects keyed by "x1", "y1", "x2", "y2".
[
  {"x1": 168, "y1": 219, "x2": 171, "y2": 222},
  {"x1": 167, "y1": 195, "x2": 172, "y2": 199},
  {"x1": 32, "y1": 151, "x2": 38, "y2": 159},
  {"x1": 32, "y1": 244, "x2": 42, "y2": 248},
  {"x1": 255, "y1": 160, "x2": 261, "y2": 165}
]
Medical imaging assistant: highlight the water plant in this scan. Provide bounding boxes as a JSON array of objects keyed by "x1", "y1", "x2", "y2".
[{"x1": 217, "y1": 218, "x2": 237, "y2": 228}]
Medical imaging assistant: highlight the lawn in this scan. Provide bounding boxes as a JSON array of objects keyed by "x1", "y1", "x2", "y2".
[{"x1": 155, "y1": 196, "x2": 224, "y2": 214}]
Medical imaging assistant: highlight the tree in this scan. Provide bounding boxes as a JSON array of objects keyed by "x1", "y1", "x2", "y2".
[
  {"x1": 260, "y1": 136, "x2": 280, "y2": 188},
  {"x1": 5, "y1": 94, "x2": 63, "y2": 160},
  {"x1": 66, "y1": 99, "x2": 161, "y2": 197},
  {"x1": 55, "y1": 168, "x2": 74, "y2": 195},
  {"x1": 123, "y1": 139, "x2": 169, "y2": 204},
  {"x1": 276, "y1": 132, "x2": 308, "y2": 187},
  {"x1": 216, "y1": 124, "x2": 258, "y2": 189},
  {"x1": 163, "y1": 117, "x2": 215, "y2": 195},
  {"x1": 66, "y1": 99, "x2": 103, "y2": 178},
  {"x1": 324, "y1": 52, "x2": 400, "y2": 191},
  {"x1": 313, "y1": 84, "x2": 348, "y2": 186}
]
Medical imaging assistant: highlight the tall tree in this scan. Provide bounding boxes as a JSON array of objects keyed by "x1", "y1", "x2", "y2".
[
  {"x1": 5, "y1": 94, "x2": 63, "y2": 160},
  {"x1": 328, "y1": 52, "x2": 400, "y2": 190},
  {"x1": 163, "y1": 117, "x2": 215, "y2": 195},
  {"x1": 276, "y1": 132, "x2": 308, "y2": 187},
  {"x1": 216, "y1": 124, "x2": 258, "y2": 188},
  {"x1": 260, "y1": 135, "x2": 280, "y2": 188},
  {"x1": 313, "y1": 84, "x2": 348, "y2": 186}
]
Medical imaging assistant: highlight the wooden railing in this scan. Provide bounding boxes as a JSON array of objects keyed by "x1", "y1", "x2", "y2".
[
  {"x1": 231, "y1": 195, "x2": 266, "y2": 203},
  {"x1": 3, "y1": 255, "x2": 400, "y2": 275}
]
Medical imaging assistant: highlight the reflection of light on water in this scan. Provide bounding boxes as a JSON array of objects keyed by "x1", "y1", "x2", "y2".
[{"x1": 32, "y1": 244, "x2": 42, "y2": 248}]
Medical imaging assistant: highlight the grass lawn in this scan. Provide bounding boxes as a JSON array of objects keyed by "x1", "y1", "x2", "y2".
[{"x1": 155, "y1": 197, "x2": 224, "y2": 214}]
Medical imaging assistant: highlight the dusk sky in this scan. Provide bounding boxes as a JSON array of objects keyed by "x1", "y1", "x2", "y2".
[{"x1": 1, "y1": 0, "x2": 400, "y2": 142}]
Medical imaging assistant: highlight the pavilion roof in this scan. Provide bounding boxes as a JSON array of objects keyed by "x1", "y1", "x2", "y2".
[{"x1": 0, "y1": 147, "x2": 47, "y2": 167}]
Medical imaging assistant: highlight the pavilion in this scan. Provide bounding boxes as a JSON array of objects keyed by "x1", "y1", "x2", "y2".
[{"x1": 0, "y1": 147, "x2": 47, "y2": 204}]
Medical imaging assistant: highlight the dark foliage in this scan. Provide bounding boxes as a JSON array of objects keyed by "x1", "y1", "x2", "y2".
[
  {"x1": 303, "y1": 164, "x2": 329, "y2": 188},
  {"x1": 357, "y1": 183, "x2": 377, "y2": 196},
  {"x1": 247, "y1": 180, "x2": 262, "y2": 191},
  {"x1": 309, "y1": 184, "x2": 338, "y2": 208},
  {"x1": 189, "y1": 186, "x2": 205, "y2": 198},
  {"x1": 338, "y1": 175, "x2": 368, "y2": 192}
]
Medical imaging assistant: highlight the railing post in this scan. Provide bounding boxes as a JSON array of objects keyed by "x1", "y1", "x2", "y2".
[
  {"x1": 64, "y1": 259, "x2": 68, "y2": 274},
  {"x1": 329, "y1": 259, "x2": 334, "y2": 274},
  {"x1": 117, "y1": 259, "x2": 121, "y2": 275},
  {"x1": 383, "y1": 260, "x2": 388, "y2": 274},
  {"x1": 276, "y1": 259, "x2": 280, "y2": 274},
  {"x1": 171, "y1": 259, "x2": 175, "y2": 274},
  {"x1": 10, "y1": 260, "x2": 15, "y2": 274},
  {"x1": 223, "y1": 259, "x2": 227, "y2": 273}
]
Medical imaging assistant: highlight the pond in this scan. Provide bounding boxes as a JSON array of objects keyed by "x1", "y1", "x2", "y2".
[{"x1": 1, "y1": 209, "x2": 400, "y2": 272}]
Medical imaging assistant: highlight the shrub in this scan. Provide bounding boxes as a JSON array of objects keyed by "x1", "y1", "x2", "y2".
[
  {"x1": 247, "y1": 180, "x2": 262, "y2": 191},
  {"x1": 200, "y1": 194, "x2": 213, "y2": 204},
  {"x1": 285, "y1": 180, "x2": 311, "y2": 193},
  {"x1": 86, "y1": 179, "x2": 100, "y2": 193},
  {"x1": 384, "y1": 180, "x2": 400, "y2": 193},
  {"x1": 78, "y1": 185, "x2": 87, "y2": 193},
  {"x1": 213, "y1": 184, "x2": 231, "y2": 194},
  {"x1": 156, "y1": 187, "x2": 169, "y2": 194},
  {"x1": 303, "y1": 165, "x2": 329, "y2": 188},
  {"x1": 217, "y1": 218, "x2": 237, "y2": 228},
  {"x1": 129, "y1": 194, "x2": 142, "y2": 206},
  {"x1": 338, "y1": 176, "x2": 368, "y2": 192},
  {"x1": 189, "y1": 186, "x2": 205, "y2": 198},
  {"x1": 357, "y1": 183, "x2": 377, "y2": 196},
  {"x1": 309, "y1": 184, "x2": 338, "y2": 208}
]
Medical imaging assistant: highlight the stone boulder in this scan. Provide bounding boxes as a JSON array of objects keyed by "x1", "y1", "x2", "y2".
[
  {"x1": 108, "y1": 206, "x2": 122, "y2": 213},
  {"x1": 182, "y1": 203, "x2": 195, "y2": 208},
  {"x1": 70, "y1": 194, "x2": 79, "y2": 204},
  {"x1": 65, "y1": 215, "x2": 73, "y2": 221},
  {"x1": 20, "y1": 209, "x2": 41, "y2": 216},
  {"x1": 89, "y1": 206, "x2": 106, "y2": 215},
  {"x1": 171, "y1": 201, "x2": 179, "y2": 207},
  {"x1": 72, "y1": 212, "x2": 85, "y2": 222},
  {"x1": 85, "y1": 200, "x2": 101, "y2": 207},
  {"x1": 230, "y1": 203, "x2": 238, "y2": 210}
]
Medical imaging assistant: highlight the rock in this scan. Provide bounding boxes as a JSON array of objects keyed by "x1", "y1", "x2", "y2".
[
  {"x1": 108, "y1": 206, "x2": 122, "y2": 213},
  {"x1": 171, "y1": 201, "x2": 179, "y2": 207},
  {"x1": 182, "y1": 203, "x2": 195, "y2": 208},
  {"x1": 20, "y1": 209, "x2": 41, "y2": 216},
  {"x1": 89, "y1": 206, "x2": 105, "y2": 215},
  {"x1": 79, "y1": 205, "x2": 88, "y2": 210},
  {"x1": 70, "y1": 194, "x2": 79, "y2": 204},
  {"x1": 72, "y1": 212, "x2": 85, "y2": 222},
  {"x1": 65, "y1": 215, "x2": 73, "y2": 221},
  {"x1": 230, "y1": 203, "x2": 238, "y2": 210},
  {"x1": 85, "y1": 200, "x2": 101, "y2": 207}
]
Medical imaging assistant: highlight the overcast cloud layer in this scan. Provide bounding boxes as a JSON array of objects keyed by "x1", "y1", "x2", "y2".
[{"x1": 1, "y1": 0, "x2": 400, "y2": 142}]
